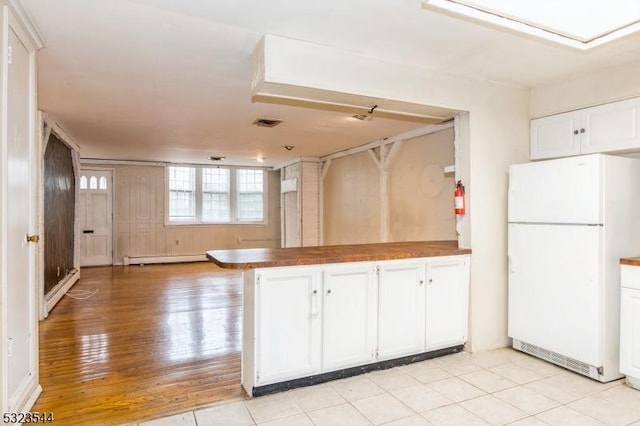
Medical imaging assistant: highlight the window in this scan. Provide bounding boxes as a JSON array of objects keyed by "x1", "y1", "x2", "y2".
[
  {"x1": 168, "y1": 166, "x2": 196, "y2": 221},
  {"x1": 237, "y1": 169, "x2": 264, "y2": 221},
  {"x1": 202, "y1": 168, "x2": 230, "y2": 222},
  {"x1": 167, "y1": 165, "x2": 266, "y2": 224},
  {"x1": 80, "y1": 174, "x2": 109, "y2": 190}
]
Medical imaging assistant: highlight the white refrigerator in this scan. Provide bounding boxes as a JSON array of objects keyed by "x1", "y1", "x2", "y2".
[{"x1": 508, "y1": 153, "x2": 640, "y2": 382}]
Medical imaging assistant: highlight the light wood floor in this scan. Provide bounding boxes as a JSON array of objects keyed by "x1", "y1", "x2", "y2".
[{"x1": 32, "y1": 262, "x2": 247, "y2": 425}]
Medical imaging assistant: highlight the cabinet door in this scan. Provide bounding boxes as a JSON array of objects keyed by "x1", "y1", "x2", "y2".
[
  {"x1": 530, "y1": 111, "x2": 581, "y2": 160},
  {"x1": 377, "y1": 260, "x2": 425, "y2": 360},
  {"x1": 620, "y1": 288, "x2": 640, "y2": 379},
  {"x1": 323, "y1": 263, "x2": 377, "y2": 372},
  {"x1": 255, "y1": 267, "x2": 322, "y2": 385},
  {"x1": 425, "y1": 256, "x2": 470, "y2": 351},
  {"x1": 581, "y1": 97, "x2": 640, "y2": 155}
]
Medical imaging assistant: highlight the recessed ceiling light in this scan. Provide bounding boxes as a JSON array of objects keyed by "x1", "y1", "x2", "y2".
[
  {"x1": 283, "y1": 145, "x2": 294, "y2": 151},
  {"x1": 209, "y1": 156, "x2": 225, "y2": 161},
  {"x1": 352, "y1": 114, "x2": 367, "y2": 121},
  {"x1": 257, "y1": 157, "x2": 265, "y2": 163}
]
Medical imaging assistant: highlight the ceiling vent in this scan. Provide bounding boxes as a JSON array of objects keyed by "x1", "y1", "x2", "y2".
[{"x1": 253, "y1": 118, "x2": 282, "y2": 128}]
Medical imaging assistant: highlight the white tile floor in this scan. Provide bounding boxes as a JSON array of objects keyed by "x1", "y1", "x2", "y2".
[{"x1": 133, "y1": 349, "x2": 640, "y2": 426}]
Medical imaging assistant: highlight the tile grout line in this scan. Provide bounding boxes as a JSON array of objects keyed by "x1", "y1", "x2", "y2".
[{"x1": 137, "y1": 349, "x2": 640, "y2": 426}]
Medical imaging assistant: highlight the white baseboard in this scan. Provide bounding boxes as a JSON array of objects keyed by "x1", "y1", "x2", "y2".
[
  {"x1": 123, "y1": 254, "x2": 208, "y2": 266},
  {"x1": 44, "y1": 269, "x2": 80, "y2": 316},
  {"x1": 8, "y1": 375, "x2": 41, "y2": 413}
]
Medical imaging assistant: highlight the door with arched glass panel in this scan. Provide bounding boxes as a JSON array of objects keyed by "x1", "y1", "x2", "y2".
[{"x1": 79, "y1": 169, "x2": 113, "y2": 266}]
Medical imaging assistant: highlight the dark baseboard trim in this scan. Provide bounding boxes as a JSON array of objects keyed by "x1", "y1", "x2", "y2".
[{"x1": 252, "y1": 345, "x2": 464, "y2": 397}]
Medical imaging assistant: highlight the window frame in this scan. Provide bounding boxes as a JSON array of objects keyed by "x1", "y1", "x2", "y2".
[{"x1": 165, "y1": 164, "x2": 268, "y2": 226}]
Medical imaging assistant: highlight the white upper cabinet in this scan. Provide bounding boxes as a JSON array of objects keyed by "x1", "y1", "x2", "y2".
[
  {"x1": 531, "y1": 97, "x2": 640, "y2": 160},
  {"x1": 530, "y1": 111, "x2": 581, "y2": 160},
  {"x1": 581, "y1": 98, "x2": 640, "y2": 154}
]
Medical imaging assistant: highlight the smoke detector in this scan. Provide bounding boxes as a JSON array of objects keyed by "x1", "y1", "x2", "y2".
[{"x1": 253, "y1": 118, "x2": 282, "y2": 128}]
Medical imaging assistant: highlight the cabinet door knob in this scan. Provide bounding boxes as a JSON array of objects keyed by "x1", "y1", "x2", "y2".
[
  {"x1": 419, "y1": 280, "x2": 424, "y2": 285},
  {"x1": 573, "y1": 130, "x2": 579, "y2": 135},
  {"x1": 312, "y1": 289, "x2": 317, "y2": 294},
  {"x1": 327, "y1": 289, "x2": 332, "y2": 294},
  {"x1": 580, "y1": 128, "x2": 586, "y2": 133}
]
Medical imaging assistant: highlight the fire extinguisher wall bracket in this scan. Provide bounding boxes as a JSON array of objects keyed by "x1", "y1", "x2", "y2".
[{"x1": 454, "y1": 180, "x2": 465, "y2": 215}]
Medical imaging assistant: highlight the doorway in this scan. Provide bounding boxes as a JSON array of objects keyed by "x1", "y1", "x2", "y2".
[{"x1": 79, "y1": 169, "x2": 113, "y2": 266}]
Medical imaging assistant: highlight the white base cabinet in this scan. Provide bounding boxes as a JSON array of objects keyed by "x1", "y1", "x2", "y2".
[
  {"x1": 251, "y1": 267, "x2": 322, "y2": 386},
  {"x1": 620, "y1": 265, "x2": 640, "y2": 390},
  {"x1": 531, "y1": 97, "x2": 640, "y2": 160},
  {"x1": 242, "y1": 255, "x2": 470, "y2": 396},
  {"x1": 322, "y1": 263, "x2": 377, "y2": 372},
  {"x1": 377, "y1": 259, "x2": 426, "y2": 360},
  {"x1": 426, "y1": 256, "x2": 470, "y2": 351}
]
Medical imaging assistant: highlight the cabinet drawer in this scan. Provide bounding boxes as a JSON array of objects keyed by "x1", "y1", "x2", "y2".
[{"x1": 621, "y1": 265, "x2": 640, "y2": 290}]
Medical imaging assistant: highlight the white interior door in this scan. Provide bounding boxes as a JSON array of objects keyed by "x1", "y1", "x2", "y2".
[
  {"x1": 6, "y1": 25, "x2": 37, "y2": 409},
  {"x1": 79, "y1": 170, "x2": 113, "y2": 266},
  {"x1": 508, "y1": 223, "x2": 602, "y2": 366}
]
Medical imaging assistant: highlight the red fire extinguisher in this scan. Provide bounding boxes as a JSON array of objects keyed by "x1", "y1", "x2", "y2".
[{"x1": 454, "y1": 180, "x2": 465, "y2": 215}]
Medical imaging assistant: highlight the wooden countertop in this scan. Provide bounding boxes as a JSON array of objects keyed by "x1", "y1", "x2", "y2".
[
  {"x1": 621, "y1": 257, "x2": 640, "y2": 266},
  {"x1": 206, "y1": 240, "x2": 471, "y2": 269}
]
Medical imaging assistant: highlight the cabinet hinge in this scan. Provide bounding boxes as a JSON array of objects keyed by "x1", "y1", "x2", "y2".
[
  {"x1": 375, "y1": 266, "x2": 380, "y2": 274},
  {"x1": 7, "y1": 45, "x2": 12, "y2": 65},
  {"x1": 375, "y1": 349, "x2": 379, "y2": 358}
]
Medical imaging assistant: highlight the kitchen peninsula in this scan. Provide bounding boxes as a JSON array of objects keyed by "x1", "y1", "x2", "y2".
[{"x1": 207, "y1": 241, "x2": 471, "y2": 397}]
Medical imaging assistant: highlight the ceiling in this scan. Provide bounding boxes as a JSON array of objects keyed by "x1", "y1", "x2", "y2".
[{"x1": 21, "y1": 0, "x2": 640, "y2": 167}]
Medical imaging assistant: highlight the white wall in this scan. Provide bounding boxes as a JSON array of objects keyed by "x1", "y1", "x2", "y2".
[
  {"x1": 531, "y1": 58, "x2": 640, "y2": 118},
  {"x1": 322, "y1": 128, "x2": 457, "y2": 245},
  {"x1": 257, "y1": 35, "x2": 530, "y2": 352},
  {"x1": 387, "y1": 129, "x2": 456, "y2": 242},
  {"x1": 88, "y1": 163, "x2": 282, "y2": 263}
]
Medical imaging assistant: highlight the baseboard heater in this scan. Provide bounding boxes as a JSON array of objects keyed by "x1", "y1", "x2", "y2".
[
  {"x1": 512, "y1": 339, "x2": 603, "y2": 381},
  {"x1": 122, "y1": 254, "x2": 208, "y2": 266},
  {"x1": 44, "y1": 269, "x2": 80, "y2": 317}
]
